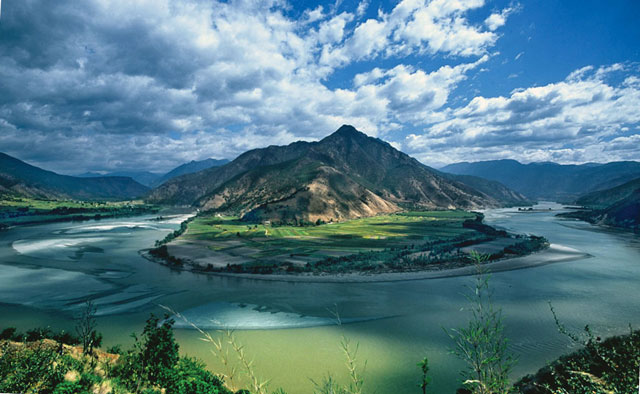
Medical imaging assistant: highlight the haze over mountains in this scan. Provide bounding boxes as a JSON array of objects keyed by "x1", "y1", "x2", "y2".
[
  {"x1": 441, "y1": 160, "x2": 640, "y2": 202},
  {"x1": 560, "y1": 177, "x2": 640, "y2": 231},
  {"x1": 76, "y1": 158, "x2": 230, "y2": 187},
  {"x1": 5, "y1": 124, "x2": 639, "y2": 226},
  {"x1": 0, "y1": 153, "x2": 229, "y2": 200},
  {"x1": 0, "y1": 152, "x2": 148, "y2": 200},
  {"x1": 77, "y1": 171, "x2": 162, "y2": 187},
  {"x1": 150, "y1": 158, "x2": 230, "y2": 187},
  {"x1": 148, "y1": 125, "x2": 530, "y2": 222}
]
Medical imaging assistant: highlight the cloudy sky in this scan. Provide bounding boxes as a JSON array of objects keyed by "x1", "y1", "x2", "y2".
[{"x1": 0, "y1": 0, "x2": 639, "y2": 174}]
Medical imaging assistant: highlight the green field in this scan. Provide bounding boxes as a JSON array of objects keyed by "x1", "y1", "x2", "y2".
[
  {"x1": 153, "y1": 210, "x2": 505, "y2": 274},
  {"x1": 0, "y1": 197, "x2": 159, "y2": 227},
  {"x1": 186, "y1": 211, "x2": 475, "y2": 247}
]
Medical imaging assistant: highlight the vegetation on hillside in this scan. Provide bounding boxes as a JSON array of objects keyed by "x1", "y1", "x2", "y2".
[
  {"x1": 148, "y1": 126, "x2": 525, "y2": 220},
  {"x1": 0, "y1": 316, "x2": 235, "y2": 394},
  {"x1": 514, "y1": 306, "x2": 639, "y2": 394},
  {"x1": 558, "y1": 177, "x2": 640, "y2": 232},
  {"x1": 0, "y1": 152, "x2": 149, "y2": 201}
]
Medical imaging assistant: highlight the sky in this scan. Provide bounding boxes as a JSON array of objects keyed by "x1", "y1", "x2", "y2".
[{"x1": 0, "y1": 0, "x2": 639, "y2": 174}]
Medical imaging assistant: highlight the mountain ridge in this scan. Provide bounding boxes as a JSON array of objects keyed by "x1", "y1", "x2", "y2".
[
  {"x1": 0, "y1": 152, "x2": 149, "y2": 200},
  {"x1": 441, "y1": 159, "x2": 640, "y2": 201},
  {"x1": 150, "y1": 158, "x2": 230, "y2": 187},
  {"x1": 148, "y1": 125, "x2": 529, "y2": 222}
]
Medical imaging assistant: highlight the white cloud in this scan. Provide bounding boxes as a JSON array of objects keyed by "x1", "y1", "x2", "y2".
[
  {"x1": 356, "y1": 0, "x2": 369, "y2": 17},
  {"x1": 403, "y1": 64, "x2": 640, "y2": 165},
  {"x1": 0, "y1": 0, "x2": 533, "y2": 172}
]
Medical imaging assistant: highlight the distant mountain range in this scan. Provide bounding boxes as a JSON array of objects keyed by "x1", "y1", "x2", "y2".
[
  {"x1": 77, "y1": 171, "x2": 162, "y2": 187},
  {"x1": 147, "y1": 125, "x2": 530, "y2": 222},
  {"x1": 561, "y1": 177, "x2": 640, "y2": 231},
  {"x1": 76, "y1": 158, "x2": 230, "y2": 187},
  {"x1": 150, "y1": 158, "x2": 229, "y2": 187},
  {"x1": 441, "y1": 159, "x2": 640, "y2": 202},
  {"x1": 0, "y1": 153, "x2": 148, "y2": 200}
]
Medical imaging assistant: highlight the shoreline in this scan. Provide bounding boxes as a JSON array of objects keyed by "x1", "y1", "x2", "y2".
[{"x1": 141, "y1": 243, "x2": 590, "y2": 283}]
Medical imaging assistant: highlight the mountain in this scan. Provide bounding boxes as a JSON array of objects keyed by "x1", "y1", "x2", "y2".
[
  {"x1": 441, "y1": 160, "x2": 640, "y2": 201},
  {"x1": 0, "y1": 152, "x2": 149, "y2": 200},
  {"x1": 440, "y1": 173, "x2": 532, "y2": 207},
  {"x1": 148, "y1": 125, "x2": 524, "y2": 222},
  {"x1": 562, "y1": 178, "x2": 640, "y2": 231},
  {"x1": 577, "y1": 177, "x2": 640, "y2": 208},
  {"x1": 77, "y1": 171, "x2": 161, "y2": 187},
  {"x1": 150, "y1": 158, "x2": 230, "y2": 187}
]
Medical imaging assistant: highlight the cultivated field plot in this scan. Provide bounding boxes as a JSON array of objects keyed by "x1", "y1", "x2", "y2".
[{"x1": 174, "y1": 211, "x2": 479, "y2": 267}]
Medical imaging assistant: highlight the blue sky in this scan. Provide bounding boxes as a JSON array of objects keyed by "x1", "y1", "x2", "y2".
[{"x1": 0, "y1": 0, "x2": 638, "y2": 173}]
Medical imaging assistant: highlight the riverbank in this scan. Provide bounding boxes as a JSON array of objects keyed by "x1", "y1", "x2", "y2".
[
  {"x1": 0, "y1": 197, "x2": 160, "y2": 228},
  {"x1": 142, "y1": 243, "x2": 586, "y2": 283},
  {"x1": 557, "y1": 209, "x2": 640, "y2": 234},
  {"x1": 145, "y1": 210, "x2": 555, "y2": 279}
]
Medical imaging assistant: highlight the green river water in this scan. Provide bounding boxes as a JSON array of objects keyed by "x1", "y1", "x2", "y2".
[{"x1": 0, "y1": 202, "x2": 639, "y2": 393}]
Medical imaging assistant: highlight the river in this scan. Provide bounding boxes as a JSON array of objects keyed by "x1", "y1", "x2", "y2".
[{"x1": 0, "y1": 202, "x2": 638, "y2": 393}]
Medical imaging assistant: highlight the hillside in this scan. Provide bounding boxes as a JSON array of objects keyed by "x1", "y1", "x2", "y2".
[
  {"x1": 148, "y1": 125, "x2": 525, "y2": 222},
  {"x1": 441, "y1": 160, "x2": 640, "y2": 201},
  {"x1": 560, "y1": 177, "x2": 640, "y2": 231},
  {"x1": 150, "y1": 158, "x2": 230, "y2": 187},
  {"x1": 0, "y1": 153, "x2": 149, "y2": 200},
  {"x1": 440, "y1": 173, "x2": 532, "y2": 207},
  {"x1": 576, "y1": 177, "x2": 640, "y2": 208}
]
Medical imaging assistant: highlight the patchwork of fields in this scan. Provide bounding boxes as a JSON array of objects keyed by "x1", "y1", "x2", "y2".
[{"x1": 164, "y1": 211, "x2": 492, "y2": 270}]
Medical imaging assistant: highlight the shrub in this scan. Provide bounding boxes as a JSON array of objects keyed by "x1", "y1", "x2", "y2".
[{"x1": 446, "y1": 252, "x2": 516, "y2": 394}]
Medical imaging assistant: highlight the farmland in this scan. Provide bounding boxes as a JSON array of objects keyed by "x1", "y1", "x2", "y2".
[{"x1": 151, "y1": 210, "x2": 547, "y2": 275}]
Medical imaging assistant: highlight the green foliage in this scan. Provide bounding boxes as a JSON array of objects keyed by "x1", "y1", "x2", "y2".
[
  {"x1": 0, "y1": 197, "x2": 159, "y2": 227},
  {"x1": 0, "y1": 326, "x2": 80, "y2": 346},
  {"x1": 172, "y1": 357, "x2": 228, "y2": 394},
  {"x1": 418, "y1": 357, "x2": 431, "y2": 394},
  {"x1": 0, "y1": 313, "x2": 233, "y2": 394},
  {"x1": 312, "y1": 374, "x2": 350, "y2": 394},
  {"x1": 140, "y1": 314, "x2": 180, "y2": 386},
  {"x1": 51, "y1": 381, "x2": 90, "y2": 394},
  {"x1": 112, "y1": 313, "x2": 233, "y2": 394},
  {"x1": 0, "y1": 342, "x2": 70, "y2": 394},
  {"x1": 447, "y1": 251, "x2": 516, "y2": 394},
  {"x1": 155, "y1": 216, "x2": 194, "y2": 246},
  {"x1": 0, "y1": 327, "x2": 17, "y2": 341},
  {"x1": 514, "y1": 307, "x2": 640, "y2": 394}
]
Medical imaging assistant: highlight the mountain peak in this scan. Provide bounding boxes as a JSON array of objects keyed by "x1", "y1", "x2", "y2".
[{"x1": 333, "y1": 124, "x2": 362, "y2": 137}]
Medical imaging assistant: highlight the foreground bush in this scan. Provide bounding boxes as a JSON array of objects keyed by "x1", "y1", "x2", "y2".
[
  {"x1": 514, "y1": 327, "x2": 640, "y2": 393},
  {"x1": 0, "y1": 314, "x2": 235, "y2": 394}
]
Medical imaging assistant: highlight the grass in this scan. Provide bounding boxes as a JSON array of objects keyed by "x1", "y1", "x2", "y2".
[
  {"x1": 185, "y1": 211, "x2": 476, "y2": 252},
  {"x1": 0, "y1": 197, "x2": 159, "y2": 227},
  {"x1": 154, "y1": 210, "x2": 537, "y2": 275}
]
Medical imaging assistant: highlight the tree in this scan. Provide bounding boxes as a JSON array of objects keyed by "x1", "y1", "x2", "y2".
[
  {"x1": 75, "y1": 301, "x2": 102, "y2": 356},
  {"x1": 446, "y1": 251, "x2": 516, "y2": 394},
  {"x1": 140, "y1": 314, "x2": 180, "y2": 387}
]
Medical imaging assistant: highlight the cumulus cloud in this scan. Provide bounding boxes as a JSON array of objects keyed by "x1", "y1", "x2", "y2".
[
  {"x1": 0, "y1": 0, "x2": 508, "y2": 173},
  {"x1": 4, "y1": 0, "x2": 634, "y2": 173},
  {"x1": 404, "y1": 64, "x2": 640, "y2": 166}
]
